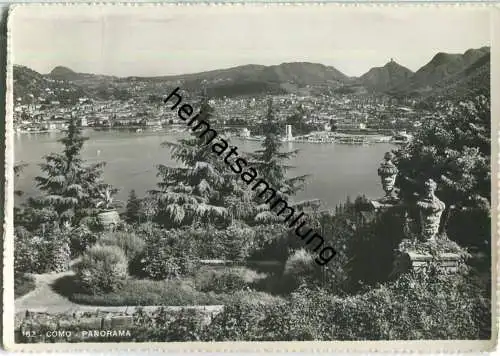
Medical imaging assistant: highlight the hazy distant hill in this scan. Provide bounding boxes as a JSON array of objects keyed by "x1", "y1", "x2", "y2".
[
  {"x1": 43, "y1": 62, "x2": 348, "y2": 98},
  {"x1": 14, "y1": 46, "x2": 490, "y2": 101},
  {"x1": 14, "y1": 65, "x2": 90, "y2": 104},
  {"x1": 141, "y1": 62, "x2": 348, "y2": 97},
  {"x1": 49, "y1": 66, "x2": 81, "y2": 81},
  {"x1": 431, "y1": 51, "x2": 490, "y2": 99},
  {"x1": 359, "y1": 60, "x2": 414, "y2": 92},
  {"x1": 394, "y1": 47, "x2": 490, "y2": 94}
]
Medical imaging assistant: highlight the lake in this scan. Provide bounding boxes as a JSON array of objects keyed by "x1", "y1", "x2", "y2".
[{"x1": 14, "y1": 129, "x2": 395, "y2": 209}]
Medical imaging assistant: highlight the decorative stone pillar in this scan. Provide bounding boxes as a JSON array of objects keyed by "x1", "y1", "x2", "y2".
[
  {"x1": 416, "y1": 179, "x2": 445, "y2": 241},
  {"x1": 377, "y1": 152, "x2": 399, "y2": 203}
]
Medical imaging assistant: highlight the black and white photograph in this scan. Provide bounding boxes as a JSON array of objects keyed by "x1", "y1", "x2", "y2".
[{"x1": 4, "y1": 3, "x2": 497, "y2": 352}]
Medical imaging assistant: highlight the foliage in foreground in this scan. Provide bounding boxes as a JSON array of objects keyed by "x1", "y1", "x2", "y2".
[
  {"x1": 395, "y1": 95, "x2": 490, "y2": 249},
  {"x1": 205, "y1": 269, "x2": 490, "y2": 341},
  {"x1": 14, "y1": 227, "x2": 71, "y2": 274},
  {"x1": 54, "y1": 266, "x2": 276, "y2": 306},
  {"x1": 75, "y1": 244, "x2": 128, "y2": 294},
  {"x1": 14, "y1": 273, "x2": 36, "y2": 298},
  {"x1": 18, "y1": 269, "x2": 490, "y2": 342}
]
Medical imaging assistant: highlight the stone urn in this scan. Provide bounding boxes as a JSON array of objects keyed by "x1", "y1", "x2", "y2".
[
  {"x1": 416, "y1": 179, "x2": 445, "y2": 241},
  {"x1": 377, "y1": 152, "x2": 399, "y2": 203}
]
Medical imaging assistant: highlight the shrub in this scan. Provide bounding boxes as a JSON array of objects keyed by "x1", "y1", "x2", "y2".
[
  {"x1": 282, "y1": 249, "x2": 320, "y2": 292},
  {"x1": 15, "y1": 230, "x2": 71, "y2": 274},
  {"x1": 54, "y1": 276, "x2": 279, "y2": 307},
  {"x1": 134, "y1": 222, "x2": 162, "y2": 242},
  {"x1": 196, "y1": 270, "x2": 490, "y2": 341},
  {"x1": 99, "y1": 231, "x2": 146, "y2": 262},
  {"x1": 228, "y1": 290, "x2": 284, "y2": 306},
  {"x1": 14, "y1": 232, "x2": 41, "y2": 274},
  {"x1": 16, "y1": 308, "x2": 209, "y2": 343},
  {"x1": 68, "y1": 279, "x2": 216, "y2": 306},
  {"x1": 68, "y1": 224, "x2": 98, "y2": 257},
  {"x1": 30, "y1": 270, "x2": 490, "y2": 341},
  {"x1": 165, "y1": 309, "x2": 205, "y2": 341},
  {"x1": 76, "y1": 245, "x2": 128, "y2": 294},
  {"x1": 202, "y1": 301, "x2": 265, "y2": 341},
  {"x1": 141, "y1": 228, "x2": 200, "y2": 280},
  {"x1": 195, "y1": 268, "x2": 248, "y2": 293},
  {"x1": 44, "y1": 235, "x2": 71, "y2": 273},
  {"x1": 14, "y1": 273, "x2": 36, "y2": 298},
  {"x1": 223, "y1": 223, "x2": 256, "y2": 261}
]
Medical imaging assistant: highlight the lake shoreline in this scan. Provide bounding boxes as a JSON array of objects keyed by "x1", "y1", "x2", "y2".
[{"x1": 14, "y1": 130, "x2": 395, "y2": 209}]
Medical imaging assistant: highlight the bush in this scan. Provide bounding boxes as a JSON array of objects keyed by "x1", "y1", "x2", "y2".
[
  {"x1": 223, "y1": 223, "x2": 256, "y2": 261},
  {"x1": 282, "y1": 249, "x2": 320, "y2": 292},
  {"x1": 68, "y1": 224, "x2": 98, "y2": 257},
  {"x1": 202, "y1": 301, "x2": 265, "y2": 341},
  {"x1": 68, "y1": 279, "x2": 217, "y2": 306},
  {"x1": 196, "y1": 269, "x2": 490, "y2": 341},
  {"x1": 76, "y1": 245, "x2": 128, "y2": 294},
  {"x1": 14, "y1": 273, "x2": 36, "y2": 298},
  {"x1": 140, "y1": 228, "x2": 200, "y2": 280},
  {"x1": 53, "y1": 275, "x2": 279, "y2": 307},
  {"x1": 43, "y1": 233, "x2": 71, "y2": 273},
  {"x1": 15, "y1": 230, "x2": 71, "y2": 274},
  {"x1": 14, "y1": 232, "x2": 41, "y2": 274},
  {"x1": 134, "y1": 222, "x2": 162, "y2": 242},
  {"x1": 16, "y1": 308, "x2": 208, "y2": 343},
  {"x1": 195, "y1": 268, "x2": 249, "y2": 293},
  {"x1": 99, "y1": 231, "x2": 146, "y2": 262}
]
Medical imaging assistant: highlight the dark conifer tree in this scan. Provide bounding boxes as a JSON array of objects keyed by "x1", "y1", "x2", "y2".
[
  {"x1": 14, "y1": 163, "x2": 28, "y2": 197},
  {"x1": 29, "y1": 118, "x2": 106, "y2": 229},
  {"x1": 248, "y1": 99, "x2": 310, "y2": 223},
  {"x1": 151, "y1": 95, "x2": 254, "y2": 229},
  {"x1": 125, "y1": 189, "x2": 142, "y2": 224}
]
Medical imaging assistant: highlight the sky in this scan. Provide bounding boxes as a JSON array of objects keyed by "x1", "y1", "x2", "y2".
[{"x1": 11, "y1": 5, "x2": 491, "y2": 77}]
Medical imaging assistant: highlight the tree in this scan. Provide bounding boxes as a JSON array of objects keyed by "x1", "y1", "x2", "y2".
[
  {"x1": 14, "y1": 163, "x2": 28, "y2": 197},
  {"x1": 14, "y1": 163, "x2": 29, "y2": 229},
  {"x1": 286, "y1": 104, "x2": 317, "y2": 135},
  {"x1": 151, "y1": 96, "x2": 254, "y2": 229},
  {"x1": 248, "y1": 99, "x2": 309, "y2": 223},
  {"x1": 395, "y1": 95, "x2": 490, "y2": 248},
  {"x1": 29, "y1": 118, "x2": 106, "y2": 229},
  {"x1": 125, "y1": 189, "x2": 142, "y2": 224}
]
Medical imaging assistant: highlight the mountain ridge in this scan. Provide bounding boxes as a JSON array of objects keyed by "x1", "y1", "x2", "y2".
[
  {"x1": 14, "y1": 46, "x2": 490, "y2": 100},
  {"x1": 358, "y1": 60, "x2": 414, "y2": 92},
  {"x1": 393, "y1": 47, "x2": 490, "y2": 93}
]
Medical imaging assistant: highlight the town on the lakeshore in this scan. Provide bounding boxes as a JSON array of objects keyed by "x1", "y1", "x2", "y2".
[{"x1": 14, "y1": 69, "x2": 428, "y2": 145}]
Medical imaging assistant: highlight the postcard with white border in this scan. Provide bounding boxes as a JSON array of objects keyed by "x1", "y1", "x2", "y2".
[{"x1": 3, "y1": 3, "x2": 498, "y2": 352}]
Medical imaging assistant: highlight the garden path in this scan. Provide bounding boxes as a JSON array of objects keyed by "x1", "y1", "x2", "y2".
[
  {"x1": 15, "y1": 264, "x2": 224, "y2": 316},
  {"x1": 15, "y1": 269, "x2": 80, "y2": 314}
]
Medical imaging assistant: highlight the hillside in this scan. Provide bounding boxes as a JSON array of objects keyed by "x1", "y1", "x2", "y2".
[
  {"x1": 142, "y1": 62, "x2": 348, "y2": 97},
  {"x1": 395, "y1": 47, "x2": 490, "y2": 94},
  {"x1": 13, "y1": 65, "x2": 90, "y2": 104},
  {"x1": 49, "y1": 66, "x2": 80, "y2": 81},
  {"x1": 14, "y1": 47, "x2": 490, "y2": 101},
  {"x1": 39, "y1": 62, "x2": 349, "y2": 98},
  {"x1": 359, "y1": 60, "x2": 413, "y2": 92},
  {"x1": 431, "y1": 51, "x2": 490, "y2": 99}
]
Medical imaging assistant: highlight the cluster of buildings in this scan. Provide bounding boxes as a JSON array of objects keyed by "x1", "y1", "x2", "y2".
[
  {"x1": 14, "y1": 85, "x2": 429, "y2": 141},
  {"x1": 14, "y1": 97, "x2": 170, "y2": 133}
]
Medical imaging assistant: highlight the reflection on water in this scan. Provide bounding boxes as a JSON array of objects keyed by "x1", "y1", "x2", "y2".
[{"x1": 14, "y1": 129, "x2": 395, "y2": 209}]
